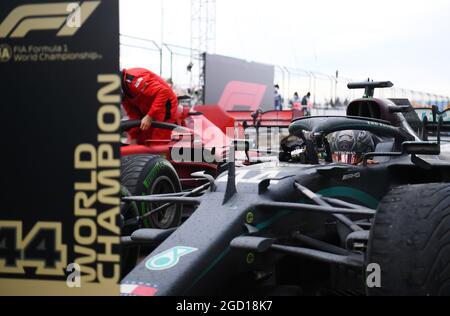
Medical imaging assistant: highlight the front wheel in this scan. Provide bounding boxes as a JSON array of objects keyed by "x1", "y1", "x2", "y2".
[
  {"x1": 121, "y1": 154, "x2": 182, "y2": 229},
  {"x1": 367, "y1": 183, "x2": 450, "y2": 296}
]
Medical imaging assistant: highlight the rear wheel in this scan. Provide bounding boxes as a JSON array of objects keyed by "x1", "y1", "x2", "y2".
[
  {"x1": 121, "y1": 154, "x2": 182, "y2": 229},
  {"x1": 367, "y1": 183, "x2": 450, "y2": 296}
]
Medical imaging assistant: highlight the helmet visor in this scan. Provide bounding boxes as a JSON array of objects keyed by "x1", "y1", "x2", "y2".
[{"x1": 332, "y1": 151, "x2": 362, "y2": 165}]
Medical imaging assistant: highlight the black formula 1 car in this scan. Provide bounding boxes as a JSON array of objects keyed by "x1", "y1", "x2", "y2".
[{"x1": 120, "y1": 81, "x2": 450, "y2": 296}]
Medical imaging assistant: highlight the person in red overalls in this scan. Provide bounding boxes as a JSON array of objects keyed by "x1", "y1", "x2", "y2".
[{"x1": 121, "y1": 68, "x2": 178, "y2": 144}]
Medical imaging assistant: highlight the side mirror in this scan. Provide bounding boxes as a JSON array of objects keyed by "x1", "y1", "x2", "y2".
[
  {"x1": 177, "y1": 95, "x2": 191, "y2": 101},
  {"x1": 233, "y1": 139, "x2": 251, "y2": 152},
  {"x1": 364, "y1": 141, "x2": 440, "y2": 169},
  {"x1": 432, "y1": 105, "x2": 439, "y2": 122},
  {"x1": 389, "y1": 105, "x2": 411, "y2": 113},
  {"x1": 402, "y1": 141, "x2": 440, "y2": 156},
  {"x1": 231, "y1": 139, "x2": 252, "y2": 162}
]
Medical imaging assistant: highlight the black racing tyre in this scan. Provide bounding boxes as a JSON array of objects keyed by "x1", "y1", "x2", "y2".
[
  {"x1": 121, "y1": 154, "x2": 182, "y2": 229},
  {"x1": 367, "y1": 183, "x2": 450, "y2": 296},
  {"x1": 120, "y1": 185, "x2": 140, "y2": 278}
]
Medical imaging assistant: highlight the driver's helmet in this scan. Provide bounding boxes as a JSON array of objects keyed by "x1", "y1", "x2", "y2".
[{"x1": 329, "y1": 130, "x2": 375, "y2": 165}]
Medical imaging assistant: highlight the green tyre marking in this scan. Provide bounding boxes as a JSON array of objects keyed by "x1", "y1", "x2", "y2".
[
  {"x1": 246, "y1": 212, "x2": 254, "y2": 224},
  {"x1": 246, "y1": 253, "x2": 255, "y2": 265},
  {"x1": 141, "y1": 160, "x2": 175, "y2": 227},
  {"x1": 143, "y1": 161, "x2": 165, "y2": 189}
]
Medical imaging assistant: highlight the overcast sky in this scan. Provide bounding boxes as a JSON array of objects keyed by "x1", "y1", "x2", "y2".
[{"x1": 119, "y1": 0, "x2": 450, "y2": 97}]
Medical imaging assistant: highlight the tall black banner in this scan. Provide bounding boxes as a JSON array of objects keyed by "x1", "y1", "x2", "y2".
[{"x1": 0, "y1": 0, "x2": 120, "y2": 295}]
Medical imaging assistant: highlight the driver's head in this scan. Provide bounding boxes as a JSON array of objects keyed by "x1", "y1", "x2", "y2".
[
  {"x1": 121, "y1": 69, "x2": 137, "y2": 98},
  {"x1": 329, "y1": 130, "x2": 375, "y2": 165}
]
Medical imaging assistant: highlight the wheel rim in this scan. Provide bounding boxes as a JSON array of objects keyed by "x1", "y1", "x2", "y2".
[{"x1": 149, "y1": 176, "x2": 177, "y2": 229}]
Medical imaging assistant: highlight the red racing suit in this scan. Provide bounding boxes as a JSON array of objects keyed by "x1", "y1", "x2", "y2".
[{"x1": 122, "y1": 68, "x2": 178, "y2": 143}]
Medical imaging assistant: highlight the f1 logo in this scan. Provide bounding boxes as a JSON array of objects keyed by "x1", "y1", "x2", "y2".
[{"x1": 0, "y1": 1, "x2": 100, "y2": 38}]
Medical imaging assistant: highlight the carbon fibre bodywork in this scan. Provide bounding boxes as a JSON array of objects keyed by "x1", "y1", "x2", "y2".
[{"x1": 121, "y1": 82, "x2": 450, "y2": 296}]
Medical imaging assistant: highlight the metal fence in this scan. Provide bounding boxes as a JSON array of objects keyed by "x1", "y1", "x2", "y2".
[
  {"x1": 120, "y1": 35, "x2": 450, "y2": 110},
  {"x1": 120, "y1": 34, "x2": 204, "y2": 94},
  {"x1": 274, "y1": 66, "x2": 450, "y2": 110}
]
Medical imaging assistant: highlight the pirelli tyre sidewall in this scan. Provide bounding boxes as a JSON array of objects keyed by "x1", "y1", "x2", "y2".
[
  {"x1": 366, "y1": 183, "x2": 450, "y2": 296},
  {"x1": 121, "y1": 154, "x2": 182, "y2": 229}
]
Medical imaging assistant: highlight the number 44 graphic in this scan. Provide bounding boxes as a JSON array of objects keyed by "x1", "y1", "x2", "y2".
[{"x1": 0, "y1": 221, "x2": 67, "y2": 276}]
